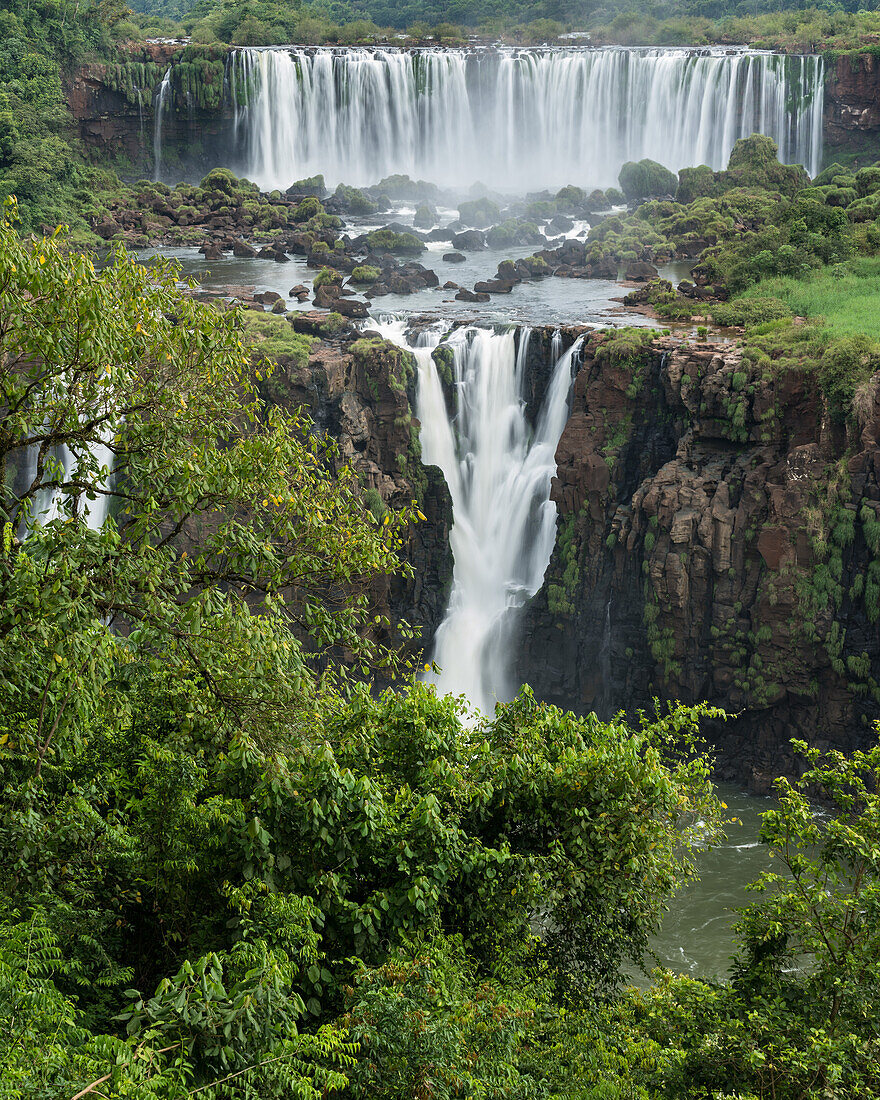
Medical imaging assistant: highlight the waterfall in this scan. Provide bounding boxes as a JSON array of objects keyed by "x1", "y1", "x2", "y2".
[
  {"x1": 153, "y1": 68, "x2": 172, "y2": 182},
  {"x1": 225, "y1": 46, "x2": 824, "y2": 191},
  {"x1": 15, "y1": 434, "x2": 114, "y2": 533},
  {"x1": 377, "y1": 319, "x2": 580, "y2": 714}
]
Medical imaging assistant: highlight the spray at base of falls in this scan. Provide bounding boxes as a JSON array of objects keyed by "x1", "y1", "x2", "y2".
[
  {"x1": 225, "y1": 46, "x2": 824, "y2": 191},
  {"x1": 376, "y1": 318, "x2": 581, "y2": 715}
]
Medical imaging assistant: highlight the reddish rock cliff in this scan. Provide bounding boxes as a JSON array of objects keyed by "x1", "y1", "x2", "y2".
[
  {"x1": 824, "y1": 51, "x2": 880, "y2": 159},
  {"x1": 522, "y1": 337, "x2": 880, "y2": 782}
]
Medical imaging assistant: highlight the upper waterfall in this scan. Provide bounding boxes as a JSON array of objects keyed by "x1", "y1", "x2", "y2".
[{"x1": 225, "y1": 46, "x2": 824, "y2": 192}]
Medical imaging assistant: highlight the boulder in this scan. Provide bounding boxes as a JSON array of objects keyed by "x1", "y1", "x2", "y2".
[
  {"x1": 586, "y1": 258, "x2": 619, "y2": 280},
  {"x1": 443, "y1": 252, "x2": 467, "y2": 263},
  {"x1": 473, "y1": 280, "x2": 515, "y2": 294},
  {"x1": 450, "y1": 230, "x2": 486, "y2": 251},
  {"x1": 549, "y1": 214, "x2": 575, "y2": 234},
  {"x1": 95, "y1": 216, "x2": 119, "y2": 240},
  {"x1": 232, "y1": 240, "x2": 257, "y2": 258},
  {"x1": 290, "y1": 310, "x2": 338, "y2": 335},
  {"x1": 455, "y1": 289, "x2": 491, "y2": 303},
  {"x1": 388, "y1": 274, "x2": 419, "y2": 296},
  {"x1": 313, "y1": 284, "x2": 342, "y2": 309},
  {"x1": 255, "y1": 291, "x2": 282, "y2": 304},
  {"x1": 413, "y1": 204, "x2": 438, "y2": 229},
  {"x1": 271, "y1": 299, "x2": 287, "y2": 314},
  {"x1": 624, "y1": 261, "x2": 659, "y2": 282},
  {"x1": 334, "y1": 297, "x2": 369, "y2": 318},
  {"x1": 558, "y1": 239, "x2": 587, "y2": 266}
]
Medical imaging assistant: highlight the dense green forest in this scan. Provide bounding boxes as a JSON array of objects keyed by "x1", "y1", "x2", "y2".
[
  {"x1": 3, "y1": 195, "x2": 880, "y2": 1098},
  {"x1": 129, "y1": 0, "x2": 880, "y2": 32}
]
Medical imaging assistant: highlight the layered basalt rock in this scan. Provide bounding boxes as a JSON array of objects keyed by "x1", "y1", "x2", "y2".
[
  {"x1": 67, "y1": 44, "x2": 234, "y2": 179},
  {"x1": 521, "y1": 337, "x2": 880, "y2": 781},
  {"x1": 824, "y1": 51, "x2": 880, "y2": 160},
  {"x1": 257, "y1": 331, "x2": 453, "y2": 657}
]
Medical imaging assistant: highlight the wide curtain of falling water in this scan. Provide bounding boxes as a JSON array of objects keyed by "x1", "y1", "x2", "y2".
[
  {"x1": 376, "y1": 319, "x2": 581, "y2": 714},
  {"x1": 225, "y1": 46, "x2": 824, "y2": 191}
]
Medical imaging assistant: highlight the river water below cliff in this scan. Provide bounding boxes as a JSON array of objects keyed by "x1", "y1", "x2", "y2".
[{"x1": 647, "y1": 784, "x2": 772, "y2": 981}]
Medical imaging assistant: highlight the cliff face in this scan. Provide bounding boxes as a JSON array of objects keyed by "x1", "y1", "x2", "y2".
[
  {"x1": 824, "y1": 52, "x2": 880, "y2": 160},
  {"x1": 67, "y1": 45, "x2": 234, "y2": 181},
  {"x1": 259, "y1": 332, "x2": 453, "y2": 658},
  {"x1": 521, "y1": 338, "x2": 880, "y2": 782}
]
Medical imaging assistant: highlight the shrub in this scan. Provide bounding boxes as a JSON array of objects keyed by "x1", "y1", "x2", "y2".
[
  {"x1": 710, "y1": 296, "x2": 793, "y2": 327},
  {"x1": 619, "y1": 159, "x2": 678, "y2": 201},
  {"x1": 313, "y1": 266, "x2": 343, "y2": 288},
  {"x1": 350, "y1": 265, "x2": 381, "y2": 284},
  {"x1": 856, "y1": 165, "x2": 880, "y2": 198}
]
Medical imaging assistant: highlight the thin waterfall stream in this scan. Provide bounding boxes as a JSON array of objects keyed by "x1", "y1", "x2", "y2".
[
  {"x1": 376, "y1": 318, "x2": 581, "y2": 713},
  {"x1": 153, "y1": 68, "x2": 172, "y2": 182}
]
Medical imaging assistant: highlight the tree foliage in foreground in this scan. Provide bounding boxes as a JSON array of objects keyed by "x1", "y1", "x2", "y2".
[
  {"x1": 4, "y1": 201, "x2": 880, "y2": 1100},
  {"x1": 0, "y1": 205, "x2": 728, "y2": 1096}
]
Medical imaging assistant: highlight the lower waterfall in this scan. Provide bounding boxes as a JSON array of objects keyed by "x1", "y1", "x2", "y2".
[{"x1": 377, "y1": 319, "x2": 581, "y2": 713}]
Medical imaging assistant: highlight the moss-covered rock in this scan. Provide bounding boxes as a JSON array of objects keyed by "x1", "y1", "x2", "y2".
[
  {"x1": 292, "y1": 196, "x2": 325, "y2": 222},
  {"x1": 364, "y1": 229, "x2": 424, "y2": 254},
  {"x1": 457, "y1": 197, "x2": 502, "y2": 227},
  {"x1": 619, "y1": 159, "x2": 678, "y2": 202},
  {"x1": 333, "y1": 184, "x2": 378, "y2": 215}
]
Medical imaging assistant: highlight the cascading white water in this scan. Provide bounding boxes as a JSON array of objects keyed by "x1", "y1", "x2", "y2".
[
  {"x1": 226, "y1": 46, "x2": 824, "y2": 191},
  {"x1": 20, "y1": 434, "x2": 114, "y2": 532},
  {"x1": 153, "y1": 68, "x2": 172, "y2": 182},
  {"x1": 376, "y1": 318, "x2": 580, "y2": 714}
]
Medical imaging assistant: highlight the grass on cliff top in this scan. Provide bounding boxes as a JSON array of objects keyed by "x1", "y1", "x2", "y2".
[
  {"x1": 242, "y1": 312, "x2": 314, "y2": 367},
  {"x1": 737, "y1": 258, "x2": 880, "y2": 341}
]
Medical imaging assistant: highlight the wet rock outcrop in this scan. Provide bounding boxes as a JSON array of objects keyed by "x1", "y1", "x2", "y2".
[
  {"x1": 258, "y1": 331, "x2": 452, "y2": 656},
  {"x1": 521, "y1": 336, "x2": 880, "y2": 780}
]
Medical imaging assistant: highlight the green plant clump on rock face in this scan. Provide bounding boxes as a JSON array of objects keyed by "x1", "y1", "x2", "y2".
[
  {"x1": 364, "y1": 228, "x2": 424, "y2": 254},
  {"x1": 350, "y1": 264, "x2": 381, "y2": 284}
]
